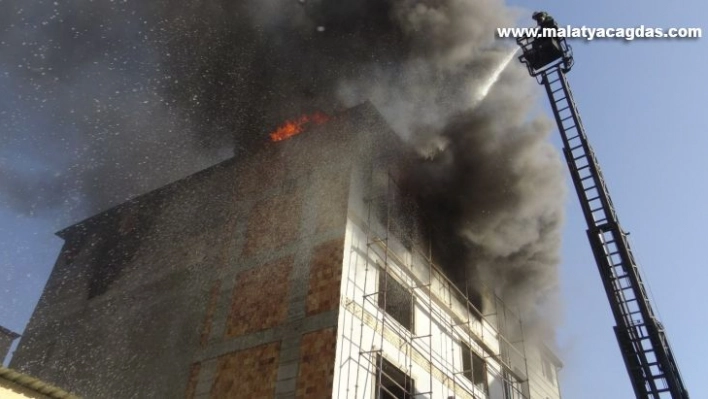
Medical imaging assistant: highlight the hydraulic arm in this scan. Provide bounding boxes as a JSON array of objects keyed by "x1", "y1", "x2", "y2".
[{"x1": 515, "y1": 12, "x2": 689, "y2": 399}]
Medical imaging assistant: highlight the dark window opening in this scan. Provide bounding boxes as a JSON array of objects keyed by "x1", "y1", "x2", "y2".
[
  {"x1": 451, "y1": 284, "x2": 483, "y2": 322},
  {"x1": 378, "y1": 272, "x2": 414, "y2": 332},
  {"x1": 376, "y1": 355, "x2": 415, "y2": 399},
  {"x1": 462, "y1": 343, "x2": 488, "y2": 395},
  {"x1": 426, "y1": 225, "x2": 484, "y2": 319},
  {"x1": 88, "y1": 238, "x2": 126, "y2": 299},
  {"x1": 87, "y1": 206, "x2": 155, "y2": 299},
  {"x1": 389, "y1": 189, "x2": 418, "y2": 250}
]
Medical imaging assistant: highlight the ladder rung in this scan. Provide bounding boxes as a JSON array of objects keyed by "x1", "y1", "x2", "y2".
[
  {"x1": 570, "y1": 143, "x2": 583, "y2": 151},
  {"x1": 562, "y1": 125, "x2": 577, "y2": 134},
  {"x1": 624, "y1": 311, "x2": 649, "y2": 322},
  {"x1": 626, "y1": 327, "x2": 647, "y2": 336},
  {"x1": 615, "y1": 292, "x2": 630, "y2": 300},
  {"x1": 614, "y1": 286, "x2": 632, "y2": 293},
  {"x1": 563, "y1": 125, "x2": 578, "y2": 134}
]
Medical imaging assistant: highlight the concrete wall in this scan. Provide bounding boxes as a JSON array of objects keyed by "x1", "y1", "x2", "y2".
[{"x1": 524, "y1": 344, "x2": 563, "y2": 399}]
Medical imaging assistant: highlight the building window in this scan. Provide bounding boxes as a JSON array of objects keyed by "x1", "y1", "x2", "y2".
[
  {"x1": 503, "y1": 373, "x2": 524, "y2": 399},
  {"x1": 451, "y1": 284, "x2": 483, "y2": 321},
  {"x1": 378, "y1": 272, "x2": 414, "y2": 332},
  {"x1": 376, "y1": 355, "x2": 415, "y2": 399},
  {"x1": 462, "y1": 343, "x2": 488, "y2": 395},
  {"x1": 541, "y1": 356, "x2": 556, "y2": 385}
]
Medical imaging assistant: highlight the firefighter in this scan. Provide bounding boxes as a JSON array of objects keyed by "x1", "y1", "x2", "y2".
[
  {"x1": 526, "y1": 11, "x2": 562, "y2": 69},
  {"x1": 532, "y1": 11, "x2": 559, "y2": 31}
]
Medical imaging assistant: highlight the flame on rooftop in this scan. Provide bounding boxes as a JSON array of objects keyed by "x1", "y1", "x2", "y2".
[{"x1": 269, "y1": 112, "x2": 330, "y2": 142}]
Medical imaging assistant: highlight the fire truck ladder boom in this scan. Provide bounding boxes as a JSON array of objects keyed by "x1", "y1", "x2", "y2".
[{"x1": 516, "y1": 13, "x2": 689, "y2": 399}]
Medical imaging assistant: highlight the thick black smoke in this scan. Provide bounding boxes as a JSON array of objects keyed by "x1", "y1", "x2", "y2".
[
  {"x1": 402, "y1": 81, "x2": 566, "y2": 334},
  {"x1": 1, "y1": 0, "x2": 564, "y2": 330},
  {"x1": 1, "y1": 0, "x2": 413, "y2": 215},
  {"x1": 1, "y1": 0, "x2": 519, "y2": 209}
]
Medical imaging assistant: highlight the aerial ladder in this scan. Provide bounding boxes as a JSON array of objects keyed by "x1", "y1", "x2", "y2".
[{"x1": 515, "y1": 12, "x2": 689, "y2": 399}]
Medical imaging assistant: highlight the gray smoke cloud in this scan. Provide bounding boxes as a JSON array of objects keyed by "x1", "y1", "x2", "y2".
[
  {"x1": 400, "y1": 78, "x2": 566, "y2": 335},
  {"x1": 1, "y1": 0, "x2": 564, "y2": 330}
]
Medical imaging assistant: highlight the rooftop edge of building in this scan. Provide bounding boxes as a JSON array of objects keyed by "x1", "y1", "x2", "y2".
[
  {"x1": 56, "y1": 101, "x2": 403, "y2": 241},
  {"x1": 0, "y1": 326, "x2": 20, "y2": 340},
  {"x1": 0, "y1": 366, "x2": 80, "y2": 399}
]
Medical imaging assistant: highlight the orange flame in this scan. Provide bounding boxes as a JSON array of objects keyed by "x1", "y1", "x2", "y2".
[{"x1": 269, "y1": 112, "x2": 330, "y2": 142}]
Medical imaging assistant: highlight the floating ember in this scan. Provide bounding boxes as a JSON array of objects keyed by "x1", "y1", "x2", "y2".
[{"x1": 269, "y1": 112, "x2": 330, "y2": 142}]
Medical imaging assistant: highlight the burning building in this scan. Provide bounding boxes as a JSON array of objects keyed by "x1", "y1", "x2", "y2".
[
  {"x1": 3, "y1": 0, "x2": 571, "y2": 396},
  {"x1": 10, "y1": 103, "x2": 562, "y2": 398}
]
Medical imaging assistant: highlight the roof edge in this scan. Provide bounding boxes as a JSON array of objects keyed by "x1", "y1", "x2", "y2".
[
  {"x1": 541, "y1": 342, "x2": 564, "y2": 368},
  {"x1": 0, "y1": 326, "x2": 19, "y2": 339},
  {"x1": 55, "y1": 156, "x2": 239, "y2": 240},
  {"x1": 0, "y1": 367, "x2": 81, "y2": 399}
]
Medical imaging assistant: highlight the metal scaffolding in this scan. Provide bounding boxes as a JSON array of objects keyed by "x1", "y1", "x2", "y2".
[{"x1": 337, "y1": 163, "x2": 532, "y2": 399}]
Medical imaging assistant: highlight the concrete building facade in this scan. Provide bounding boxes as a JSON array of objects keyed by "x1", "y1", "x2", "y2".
[{"x1": 11, "y1": 103, "x2": 562, "y2": 398}]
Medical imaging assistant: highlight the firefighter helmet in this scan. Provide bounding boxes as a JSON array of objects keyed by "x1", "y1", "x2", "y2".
[{"x1": 532, "y1": 11, "x2": 548, "y2": 22}]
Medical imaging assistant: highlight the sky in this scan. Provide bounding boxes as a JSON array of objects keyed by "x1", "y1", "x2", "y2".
[{"x1": 1, "y1": 1, "x2": 706, "y2": 399}]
